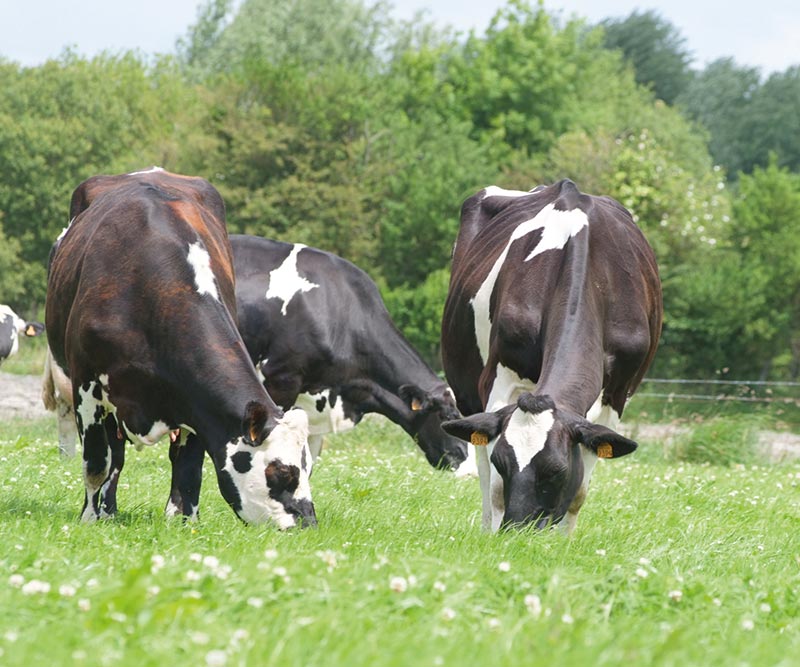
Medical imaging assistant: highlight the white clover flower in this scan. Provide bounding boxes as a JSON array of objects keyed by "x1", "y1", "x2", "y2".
[
  {"x1": 4, "y1": 630, "x2": 19, "y2": 642},
  {"x1": 498, "y1": 561, "x2": 511, "y2": 572},
  {"x1": 59, "y1": 584, "x2": 77, "y2": 597},
  {"x1": 186, "y1": 570, "x2": 201, "y2": 582},
  {"x1": 247, "y1": 597, "x2": 264, "y2": 608},
  {"x1": 78, "y1": 598, "x2": 91, "y2": 611},
  {"x1": 205, "y1": 649, "x2": 228, "y2": 667},
  {"x1": 202, "y1": 556, "x2": 220, "y2": 570},
  {"x1": 668, "y1": 590, "x2": 683, "y2": 602},
  {"x1": 595, "y1": 549, "x2": 606, "y2": 557},
  {"x1": 190, "y1": 553, "x2": 203, "y2": 563},
  {"x1": 487, "y1": 618, "x2": 501, "y2": 630},
  {"x1": 191, "y1": 632, "x2": 210, "y2": 645},
  {"x1": 389, "y1": 576, "x2": 408, "y2": 593},
  {"x1": 635, "y1": 568, "x2": 649, "y2": 579},
  {"x1": 21, "y1": 579, "x2": 50, "y2": 595},
  {"x1": 741, "y1": 619, "x2": 755, "y2": 631},
  {"x1": 264, "y1": 549, "x2": 278, "y2": 560},
  {"x1": 8, "y1": 574, "x2": 24, "y2": 588},
  {"x1": 524, "y1": 594, "x2": 542, "y2": 618},
  {"x1": 273, "y1": 566, "x2": 287, "y2": 578},
  {"x1": 230, "y1": 629, "x2": 249, "y2": 645},
  {"x1": 317, "y1": 550, "x2": 338, "y2": 571},
  {"x1": 441, "y1": 607, "x2": 457, "y2": 621},
  {"x1": 760, "y1": 603, "x2": 772, "y2": 614},
  {"x1": 433, "y1": 581, "x2": 446, "y2": 593},
  {"x1": 561, "y1": 614, "x2": 574, "y2": 624},
  {"x1": 151, "y1": 554, "x2": 165, "y2": 573},
  {"x1": 147, "y1": 586, "x2": 161, "y2": 597}
]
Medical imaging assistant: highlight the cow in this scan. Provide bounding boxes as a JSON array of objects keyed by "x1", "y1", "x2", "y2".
[
  {"x1": 0, "y1": 304, "x2": 44, "y2": 365},
  {"x1": 440, "y1": 180, "x2": 662, "y2": 533},
  {"x1": 229, "y1": 234, "x2": 469, "y2": 473},
  {"x1": 46, "y1": 167, "x2": 316, "y2": 529}
]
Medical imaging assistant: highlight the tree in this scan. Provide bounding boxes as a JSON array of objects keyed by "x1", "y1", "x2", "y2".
[
  {"x1": 678, "y1": 58, "x2": 761, "y2": 176},
  {"x1": 600, "y1": 10, "x2": 692, "y2": 105}
]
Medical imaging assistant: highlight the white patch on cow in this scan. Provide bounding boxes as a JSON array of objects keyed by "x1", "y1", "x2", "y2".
[
  {"x1": 265, "y1": 244, "x2": 319, "y2": 316},
  {"x1": 294, "y1": 390, "x2": 356, "y2": 437},
  {"x1": 454, "y1": 447, "x2": 478, "y2": 478},
  {"x1": 482, "y1": 186, "x2": 535, "y2": 199},
  {"x1": 123, "y1": 420, "x2": 172, "y2": 449},
  {"x1": 0, "y1": 306, "x2": 23, "y2": 359},
  {"x1": 469, "y1": 203, "x2": 589, "y2": 364},
  {"x1": 224, "y1": 409, "x2": 313, "y2": 528},
  {"x1": 187, "y1": 242, "x2": 220, "y2": 301},
  {"x1": 77, "y1": 380, "x2": 114, "y2": 523},
  {"x1": 56, "y1": 217, "x2": 75, "y2": 242},
  {"x1": 524, "y1": 205, "x2": 589, "y2": 261},
  {"x1": 128, "y1": 166, "x2": 164, "y2": 175},
  {"x1": 506, "y1": 407, "x2": 554, "y2": 471},
  {"x1": 475, "y1": 366, "x2": 537, "y2": 531}
]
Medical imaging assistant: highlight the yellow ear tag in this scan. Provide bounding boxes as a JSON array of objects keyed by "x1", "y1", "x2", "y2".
[
  {"x1": 470, "y1": 432, "x2": 489, "y2": 446},
  {"x1": 596, "y1": 443, "x2": 613, "y2": 459},
  {"x1": 411, "y1": 398, "x2": 423, "y2": 411},
  {"x1": 25, "y1": 325, "x2": 37, "y2": 336}
]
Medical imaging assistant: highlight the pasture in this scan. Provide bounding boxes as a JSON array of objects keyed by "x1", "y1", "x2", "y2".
[{"x1": 1, "y1": 408, "x2": 799, "y2": 667}]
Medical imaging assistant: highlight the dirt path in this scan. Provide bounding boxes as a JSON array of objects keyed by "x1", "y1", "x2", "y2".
[{"x1": 0, "y1": 371, "x2": 49, "y2": 421}]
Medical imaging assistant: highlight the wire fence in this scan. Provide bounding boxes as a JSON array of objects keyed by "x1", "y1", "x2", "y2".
[{"x1": 628, "y1": 377, "x2": 800, "y2": 428}]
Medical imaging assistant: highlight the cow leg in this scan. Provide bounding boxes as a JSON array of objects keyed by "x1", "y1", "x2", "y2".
[
  {"x1": 76, "y1": 382, "x2": 112, "y2": 523},
  {"x1": 308, "y1": 434, "x2": 324, "y2": 461},
  {"x1": 166, "y1": 433, "x2": 205, "y2": 521},
  {"x1": 98, "y1": 414, "x2": 125, "y2": 518},
  {"x1": 57, "y1": 396, "x2": 78, "y2": 457}
]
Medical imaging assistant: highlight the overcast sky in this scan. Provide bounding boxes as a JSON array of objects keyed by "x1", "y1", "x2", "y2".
[{"x1": 1, "y1": 0, "x2": 797, "y2": 75}]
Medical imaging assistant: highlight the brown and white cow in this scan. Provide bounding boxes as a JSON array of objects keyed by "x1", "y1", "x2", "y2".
[
  {"x1": 440, "y1": 180, "x2": 662, "y2": 533},
  {"x1": 46, "y1": 167, "x2": 316, "y2": 528}
]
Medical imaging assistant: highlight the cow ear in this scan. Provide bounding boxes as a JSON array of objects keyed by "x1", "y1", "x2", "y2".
[
  {"x1": 398, "y1": 384, "x2": 432, "y2": 413},
  {"x1": 24, "y1": 321, "x2": 45, "y2": 337},
  {"x1": 576, "y1": 422, "x2": 638, "y2": 459},
  {"x1": 242, "y1": 400, "x2": 273, "y2": 446},
  {"x1": 441, "y1": 411, "x2": 505, "y2": 446}
]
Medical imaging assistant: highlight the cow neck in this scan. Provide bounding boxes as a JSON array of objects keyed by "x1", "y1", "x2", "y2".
[
  {"x1": 531, "y1": 243, "x2": 604, "y2": 417},
  {"x1": 363, "y1": 326, "x2": 443, "y2": 396}
]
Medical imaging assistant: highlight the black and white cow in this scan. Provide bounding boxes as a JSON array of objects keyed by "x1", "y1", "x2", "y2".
[
  {"x1": 440, "y1": 180, "x2": 662, "y2": 533},
  {"x1": 0, "y1": 305, "x2": 44, "y2": 365},
  {"x1": 46, "y1": 167, "x2": 316, "y2": 528},
  {"x1": 230, "y1": 234, "x2": 469, "y2": 472}
]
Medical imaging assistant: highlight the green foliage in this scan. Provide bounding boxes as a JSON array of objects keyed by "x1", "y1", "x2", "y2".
[
  {"x1": 382, "y1": 268, "x2": 451, "y2": 367},
  {"x1": 671, "y1": 415, "x2": 764, "y2": 465},
  {"x1": 600, "y1": 9, "x2": 693, "y2": 105}
]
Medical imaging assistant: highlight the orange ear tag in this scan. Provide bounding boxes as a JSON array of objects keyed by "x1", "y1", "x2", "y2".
[
  {"x1": 411, "y1": 398, "x2": 423, "y2": 411},
  {"x1": 596, "y1": 443, "x2": 613, "y2": 459},
  {"x1": 470, "y1": 432, "x2": 489, "y2": 446}
]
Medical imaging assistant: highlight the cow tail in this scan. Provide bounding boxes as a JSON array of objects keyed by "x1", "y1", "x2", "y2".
[{"x1": 41, "y1": 350, "x2": 57, "y2": 411}]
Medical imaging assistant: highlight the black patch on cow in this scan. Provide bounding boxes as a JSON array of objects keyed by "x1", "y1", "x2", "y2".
[
  {"x1": 315, "y1": 395, "x2": 327, "y2": 412},
  {"x1": 265, "y1": 460, "x2": 300, "y2": 497},
  {"x1": 328, "y1": 391, "x2": 338, "y2": 409},
  {"x1": 93, "y1": 405, "x2": 105, "y2": 423},
  {"x1": 517, "y1": 393, "x2": 555, "y2": 415},
  {"x1": 231, "y1": 450, "x2": 253, "y2": 474},
  {"x1": 216, "y1": 469, "x2": 243, "y2": 513},
  {"x1": 92, "y1": 383, "x2": 103, "y2": 400}
]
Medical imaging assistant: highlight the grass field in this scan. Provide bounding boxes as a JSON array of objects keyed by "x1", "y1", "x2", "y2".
[{"x1": 1, "y1": 413, "x2": 799, "y2": 667}]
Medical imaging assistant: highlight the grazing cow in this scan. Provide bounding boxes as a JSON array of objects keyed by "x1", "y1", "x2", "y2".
[
  {"x1": 230, "y1": 234, "x2": 469, "y2": 472},
  {"x1": 46, "y1": 167, "x2": 316, "y2": 528},
  {"x1": 0, "y1": 304, "x2": 44, "y2": 365},
  {"x1": 440, "y1": 180, "x2": 662, "y2": 533}
]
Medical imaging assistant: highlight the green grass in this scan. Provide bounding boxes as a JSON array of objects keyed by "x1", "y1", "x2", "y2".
[
  {"x1": 1, "y1": 334, "x2": 48, "y2": 376},
  {"x1": 1, "y1": 416, "x2": 799, "y2": 667}
]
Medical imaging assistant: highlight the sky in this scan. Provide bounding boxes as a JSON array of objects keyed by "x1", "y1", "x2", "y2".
[{"x1": 1, "y1": 0, "x2": 798, "y2": 75}]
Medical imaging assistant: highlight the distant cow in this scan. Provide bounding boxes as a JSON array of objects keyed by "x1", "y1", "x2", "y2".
[
  {"x1": 0, "y1": 304, "x2": 44, "y2": 365},
  {"x1": 230, "y1": 234, "x2": 469, "y2": 472},
  {"x1": 46, "y1": 167, "x2": 316, "y2": 528},
  {"x1": 440, "y1": 180, "x2": 662, "y2": 533}
]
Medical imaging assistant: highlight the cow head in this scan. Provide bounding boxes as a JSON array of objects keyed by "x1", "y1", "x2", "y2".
[
  {"x1": 219, "y1": 405, "x2": 316, "y2": 529},
  {"x1": 441, "y1": 392, "x2": 637, "y2": 530},
  {"x1": 399, "y1": 383, "x2": 469, "y2": 470}
]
